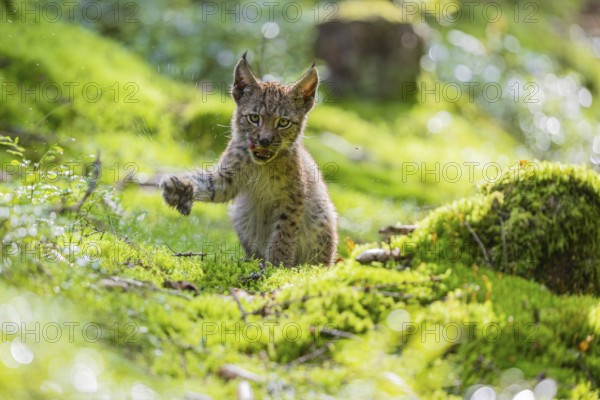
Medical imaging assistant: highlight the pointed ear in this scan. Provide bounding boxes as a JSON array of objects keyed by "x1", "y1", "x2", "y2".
[
  {"x1": 291, "y1": 64, "x2": 319, "y2": 112},
  {"x1": 232, "y1": 53, "x2": 258, "y2": 103}
]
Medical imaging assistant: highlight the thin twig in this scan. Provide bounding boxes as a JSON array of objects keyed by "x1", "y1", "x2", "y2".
[
  {"x1": 577, "y1": 353, "x2": 596, "y2": 387},
  {"x1": 229, "y1": 288, "x2": 248, "y2": 323},
  {"x1": 55, "y1": 151, "x2": 101, "y2": 215},
  {"x1": 287, "y1": 343, "x2": 332, "y2": 367},
  {"x1": 311, "y1": 326, "x2": 355, "y2": 339},
  {"x1": 99, "y1": 275, "x2": 192, "y2": 300},
  {"x1": 367, "y1": 275, "x2": 444, "y2": 289},
  {"x1": 83, "y1": 228, "x2": 105, "y2": 238},
  {"x1": 172, "y1": 251, "x2": 206, "y2": 258},
  {"x1": 73, "y1": 151, "x2": 101, "y2": 214},
  {"x1": 464, "y1": 221, "x2": 492, "y2": 267},
  {"x1": 499, "y1": 217, "x2": 508, "y2": 273},
  {"x1": 166, "y1": 243, "x2": 206, "y2": 259},
  {"x1": 376, "y1": 290, "x2": 415, "y2": 299}
]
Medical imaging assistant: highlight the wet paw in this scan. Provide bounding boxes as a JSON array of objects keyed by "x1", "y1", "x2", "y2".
[{"x1": 160, "y1": 175, "x2": 194, "y2": 216}]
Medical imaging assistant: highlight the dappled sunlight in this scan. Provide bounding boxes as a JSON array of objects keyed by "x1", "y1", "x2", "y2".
[{"x1": 1, "y1": 0, "x2": 600, "y2": 398}]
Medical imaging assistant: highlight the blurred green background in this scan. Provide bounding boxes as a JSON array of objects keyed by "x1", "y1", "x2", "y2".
[{"x1": 1, "y1": 0, "x2": 600, "y2": 398}]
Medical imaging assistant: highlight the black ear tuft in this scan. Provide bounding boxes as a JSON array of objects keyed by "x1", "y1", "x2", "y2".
[{"x1": 232, "y1": 54, "x2": 258, "y2": 103}]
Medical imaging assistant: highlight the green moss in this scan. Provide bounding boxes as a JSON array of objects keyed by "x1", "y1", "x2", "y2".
[
  {"x1": 181, "y1": 101, "x2": 235, "y2": 155},
  {"x1": 0, "y1": 18, "x2": 187, "y2": 137},
  {"x1": 438, "y1": 263, "x2": 600, "y2": 394},
  {"x1": 2, "y1": 4, "x2": 599, "y2": 398},
  {"x1": 390, "y1": 161, "x2": 600, "y2": 294}
]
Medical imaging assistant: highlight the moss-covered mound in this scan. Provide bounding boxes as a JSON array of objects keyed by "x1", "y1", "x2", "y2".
[{"x1": 391, "y1": 161, "x2": 600, "y2": 294}]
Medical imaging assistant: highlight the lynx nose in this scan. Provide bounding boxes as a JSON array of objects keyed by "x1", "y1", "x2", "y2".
[{"x1": 258, "y1": 136, "x2": 273, "y2": 147}]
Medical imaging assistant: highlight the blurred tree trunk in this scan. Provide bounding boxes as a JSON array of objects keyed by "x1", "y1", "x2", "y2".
[
  {"x1": 581, "y1": 0, "x2": 600, "y2": 35},
  {"x1": 315, "y1": 20, "x2": 423, "y2": 101}
]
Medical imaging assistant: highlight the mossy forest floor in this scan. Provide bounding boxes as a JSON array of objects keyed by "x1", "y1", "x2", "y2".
[{"x1": 0, "y1": 15, "x2": 599, "y2": 400}]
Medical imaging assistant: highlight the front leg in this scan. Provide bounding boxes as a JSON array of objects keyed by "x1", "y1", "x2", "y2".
[
  {"x1": 266, "y1": 207, "x2": 303, "y2": 267},
  {"x1": 161, "y1": 144, "x2": 244, "y2": 215}
]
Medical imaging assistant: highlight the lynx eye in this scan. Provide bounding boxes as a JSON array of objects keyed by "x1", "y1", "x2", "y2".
[
  {"x1": 277, "y1": 118, "x2": 291, "y2": 128},
  {"x1": 247, "y1": 114, "x2": 260, "y2": 124}
]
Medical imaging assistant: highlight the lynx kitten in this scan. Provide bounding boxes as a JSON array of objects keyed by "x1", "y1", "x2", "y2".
[{"x1": 161, "y1": 54, "x2": 337, "y2": 267}]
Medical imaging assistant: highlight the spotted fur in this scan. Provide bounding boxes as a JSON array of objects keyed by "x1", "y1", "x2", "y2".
[{"x1": 161, "y1": 55, "x2": 337, "y2": 267}]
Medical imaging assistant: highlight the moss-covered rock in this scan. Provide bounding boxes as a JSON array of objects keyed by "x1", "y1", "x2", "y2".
[
  {"x1": 180, "y1": 101, "x2": 235, "y2": 154},
  {"x1": 390, "y1": 161, "x2": 600, "y2": 294}
]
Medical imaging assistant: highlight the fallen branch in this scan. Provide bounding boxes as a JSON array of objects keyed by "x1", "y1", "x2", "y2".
[
  {"x1": 218, "y1": 364, "x2": 264, "y2": 382},
  {"x1": 378, "y1": 224, "x2": 417, "y2": 237},
  {"x1": 163, "y1": 280, "x2": 200, "y2": 295},
  {"x1": 355, "y1": 247, "x2": 403, "y2": 264}
]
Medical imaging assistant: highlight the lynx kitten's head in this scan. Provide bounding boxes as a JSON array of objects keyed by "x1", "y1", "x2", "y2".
[{"x1": 231, "y1": 54, "x2": 318, "y2": 164}]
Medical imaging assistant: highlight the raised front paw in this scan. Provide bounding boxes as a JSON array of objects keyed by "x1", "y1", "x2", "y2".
[{"x1": 160, "y1": 175, "x2": 194, "y2": 216}]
